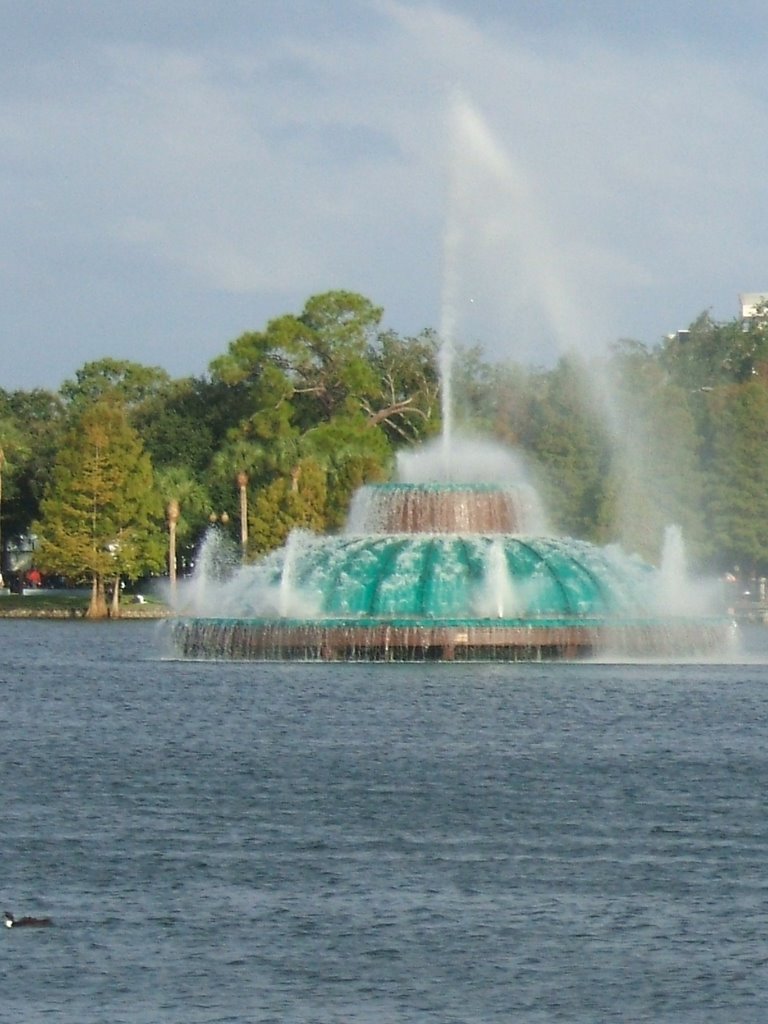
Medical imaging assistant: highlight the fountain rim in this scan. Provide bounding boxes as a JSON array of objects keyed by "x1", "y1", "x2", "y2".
[{"x1": 174, "y1": 613, "x2": 732, "y2": 628}]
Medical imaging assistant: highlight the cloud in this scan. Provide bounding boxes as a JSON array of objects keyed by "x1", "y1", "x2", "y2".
[
  {"x1": 2, "y1": 1, "x2": 768, "y2": 387},
  {"x1": 377, "y1": 3, "x2": 768, "y2": 359}
]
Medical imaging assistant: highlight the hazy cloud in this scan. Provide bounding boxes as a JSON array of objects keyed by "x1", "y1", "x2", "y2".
[{"x1": 2, "y1": 1, "x2": 768, "y2": 386}]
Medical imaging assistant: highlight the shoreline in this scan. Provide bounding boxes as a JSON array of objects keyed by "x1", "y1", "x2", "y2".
[
  {"x1": 1, "y1": 601, "x2": 766, "y2": 625},
  {"x1": 0, "y1": 602, "x2": 171, "y2": 620}
]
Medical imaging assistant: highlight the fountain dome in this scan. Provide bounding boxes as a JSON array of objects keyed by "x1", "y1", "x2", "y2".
[{"x1": 238, "y1": 532, "x2": 653, "y2": 620}]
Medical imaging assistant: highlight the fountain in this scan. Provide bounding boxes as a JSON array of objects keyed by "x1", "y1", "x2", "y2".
[{"x1": 170, "y1": 436, "x2": 734, "y2": 662}]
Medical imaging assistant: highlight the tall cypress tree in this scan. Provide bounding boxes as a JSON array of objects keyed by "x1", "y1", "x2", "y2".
[{"x1": 34, "y1": 401, "x2": 164, "y2": 617}]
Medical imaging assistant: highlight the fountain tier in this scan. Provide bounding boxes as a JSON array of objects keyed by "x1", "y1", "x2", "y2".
[{"x1": 346, "y1": 482, "x2": 541, "y2": 534}]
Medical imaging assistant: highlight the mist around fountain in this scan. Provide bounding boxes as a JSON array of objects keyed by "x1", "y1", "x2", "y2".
[
  {"x1": 656, "y1": 522, "x2": 728, "y2": 620},
  {"x1": 175, "y1": 528, "x2": 312, "y2": 621}
]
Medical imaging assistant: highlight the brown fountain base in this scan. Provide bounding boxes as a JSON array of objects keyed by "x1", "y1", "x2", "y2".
[{"x1": 171, "y1": 616, "x2": 735, "y2": 663}]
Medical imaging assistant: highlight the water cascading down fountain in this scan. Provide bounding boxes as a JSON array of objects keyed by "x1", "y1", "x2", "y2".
[{"x1": 170, "y1": 436, "x2": 734, "y2": 663}]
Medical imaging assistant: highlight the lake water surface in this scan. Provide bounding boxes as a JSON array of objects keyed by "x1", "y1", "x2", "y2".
[{"x1": 3, "y1": 619, "x2": 768, "y2": 1022}]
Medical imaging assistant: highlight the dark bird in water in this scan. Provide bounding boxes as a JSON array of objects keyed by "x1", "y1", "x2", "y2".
[{"x1": 4, "y1": 911, "x2": 52, "y2": 928}]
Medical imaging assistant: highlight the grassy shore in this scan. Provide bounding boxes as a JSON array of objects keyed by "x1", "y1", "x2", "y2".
[{"x1": 0, "y1": 591, "x2": 171, "y2": 618}]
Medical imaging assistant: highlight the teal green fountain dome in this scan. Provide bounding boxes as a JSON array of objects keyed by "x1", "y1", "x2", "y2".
[{"x1": 259, "y1": 533, "x2": 654, "y2": 620}]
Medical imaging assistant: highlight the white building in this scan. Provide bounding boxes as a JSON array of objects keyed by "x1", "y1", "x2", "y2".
[{"x1": 739, "y1": 292, "x2": 768, "y2": 324}]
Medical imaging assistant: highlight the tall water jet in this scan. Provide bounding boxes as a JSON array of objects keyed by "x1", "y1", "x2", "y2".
[
  {"x1": 658, "y1": 524, "x2": 691, "y2": 615},
  {"x1": 437, "y1": 93, "x2": 465, "y2": 468},
  {"x1": 481, "y1": 539, "x2": 517, "y2": 619},
  {"x1": 439, "y1": 93, "x2": 594, "y2": 368},
  {"x1": 187, "y1": 527, "x2": 237, "y2": 615},
  {"x1": 437, "y1": 339, "x2": 455, "y2": 470},
  {"x1": 278, "y1": 530, "x2": 305, "y2": 618}
]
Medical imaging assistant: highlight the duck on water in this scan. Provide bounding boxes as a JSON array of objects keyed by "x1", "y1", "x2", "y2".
[{"x1": 4, "y1": 911, "x2": 52, "y2": 928}]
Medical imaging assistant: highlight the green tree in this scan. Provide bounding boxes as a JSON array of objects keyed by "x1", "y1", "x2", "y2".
[
  {"x1": 285, "y1": 290, "x2": 383, "y2": 425},
  {"x1": 34, "y1": 402, "x2": 164, "y2": 617},
  {"x1": 660, "y1": 310, "x2": 768, "y2": 391},
  {"x1": 210, "y1": 291, "x2": 437, "y2": 438},
  {"x1": 521, "y1": 356, "x2": 614, "y2": 542},
  {"x1": 206, "y1": 292, "x2": 436, "y2": 552},
  {"x1": 364, "y1": 328, "x2": 440, "y2": 444},
  {"x1": 702, "y1": 381, "x2": 768, "y2": 573},
  {"x1": 61, "y1": 358, "x2": 171, "y2": 411},
  {"x1": 451, "y1": 349, "x2": 531, "y2": 445},
  {"x1": 135, "y1": 376, "x2": 231, "y2": 474},
  {"x1": 0, "y1": 388, "x2": 66, "y2": 539},
  {"x1": 249, "y1": 457, "x2": 328, "y2": 554},
  {"x1": 298, "y1": 418, "x2": 391, "y2": 529},
  {"x1": 209, "y1": 291, "x2": 382, "y2": 430}
]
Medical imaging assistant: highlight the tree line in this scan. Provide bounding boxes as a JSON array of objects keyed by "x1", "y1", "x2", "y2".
[{"x1": 2, "y1": 291, "x2": 767, "y2": 616}]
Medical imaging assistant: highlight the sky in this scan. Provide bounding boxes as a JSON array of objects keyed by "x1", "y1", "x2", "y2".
[{"x1": 3, "y1": 0, "x2": 768, "y2": 390}]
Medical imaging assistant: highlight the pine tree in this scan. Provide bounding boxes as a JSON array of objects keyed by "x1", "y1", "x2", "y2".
[{"x1": 34, "y1": 401, "x2": 164, "y2": 617}]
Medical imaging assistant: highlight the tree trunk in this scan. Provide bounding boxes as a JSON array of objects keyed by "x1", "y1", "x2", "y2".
[
  {"x1": 86, "y1": 574, "x2": 108, "y2": 619},
  {"x1": 110, "y1": 574, "x2": 121, "y2": 618}
]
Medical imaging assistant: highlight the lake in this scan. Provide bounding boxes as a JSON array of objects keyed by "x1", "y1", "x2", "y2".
[{"x1": 3, "y1": 618, "x2": 768, "y2": 1022}]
